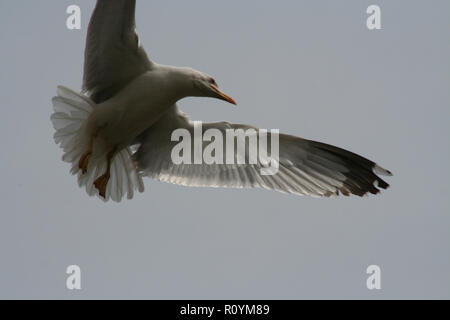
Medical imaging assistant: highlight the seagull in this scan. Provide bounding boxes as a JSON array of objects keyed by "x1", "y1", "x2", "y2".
[{"x1": 51, "y1": 0, "x2": 392, "y2": 202}]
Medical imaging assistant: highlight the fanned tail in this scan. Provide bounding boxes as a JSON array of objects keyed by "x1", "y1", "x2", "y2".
[{"x1": 51, "y1": 86, "x2": 144, "y2": 202}]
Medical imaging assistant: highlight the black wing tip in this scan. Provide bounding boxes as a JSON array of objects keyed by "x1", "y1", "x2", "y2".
[
  {"x1": 335, "y1": 162, "x2": 392, "y2": 198},
  {"x1": 306, "y1": 140, "x2": 392, "y2": 198},
  {"x1": 374, "y1": 164, "x2": 393, "y2": 177},
  {"x1": 340, "y1": 172, "x2": 391, "y2": 198}
]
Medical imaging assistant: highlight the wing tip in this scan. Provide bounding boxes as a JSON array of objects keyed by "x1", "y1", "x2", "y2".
[{"x1": 373, "y1": 164, "x2": 393, "y2": 177}]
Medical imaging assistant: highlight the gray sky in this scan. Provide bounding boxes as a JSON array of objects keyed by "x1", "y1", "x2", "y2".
[{"x1": 0, "y1": 0, "x2": 449, "y2": 299}]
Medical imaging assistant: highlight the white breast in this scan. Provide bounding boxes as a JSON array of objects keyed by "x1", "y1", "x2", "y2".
[{"x1": 93, "y1": 70, "x2": 181, "y2": 150}]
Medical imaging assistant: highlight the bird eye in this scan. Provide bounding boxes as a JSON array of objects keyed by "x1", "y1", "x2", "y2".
[{"x1": 209, "y1": 78, "x2": 217, "y2": 85}]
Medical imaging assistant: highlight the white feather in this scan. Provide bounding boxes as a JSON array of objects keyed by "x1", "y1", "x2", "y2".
[{"x1": 51, "y1": 87, "x2": 144, "y2": 202}]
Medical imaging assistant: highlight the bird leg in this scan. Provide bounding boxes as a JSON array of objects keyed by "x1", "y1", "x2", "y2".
[
  {"x1": 94, "y1": 149, "x2": 115, "y2": 199},
  {"x1": 78, "y1": 152, "x2": 91, "y2": 174},
  {"x1": 78, "y1": 130, "x2": 97, "y2": 174}
]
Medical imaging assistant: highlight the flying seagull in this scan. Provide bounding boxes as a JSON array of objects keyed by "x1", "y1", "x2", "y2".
[{"x1": 51, "y1": 0, "x2": 392, "y2": 202}]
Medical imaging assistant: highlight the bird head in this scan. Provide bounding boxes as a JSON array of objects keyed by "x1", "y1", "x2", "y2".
[{"x1": 190, "y1": 70, "x2": 236, "y2": 105}]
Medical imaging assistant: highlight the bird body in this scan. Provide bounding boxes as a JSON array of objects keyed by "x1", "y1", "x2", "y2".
[{"x1": 88, "y1": 66, "x2": 189, "y2": 152}]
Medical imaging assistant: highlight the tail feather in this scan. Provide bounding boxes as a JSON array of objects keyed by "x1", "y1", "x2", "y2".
[{"x1": 51, "y1": 86, "x2": 144, "y2": 202}]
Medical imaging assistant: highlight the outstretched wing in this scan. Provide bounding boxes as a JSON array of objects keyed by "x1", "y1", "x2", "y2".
[
  {"x1": 83, "y1": 0, "x2": 153, "y2": 103},
  {"x1": 133, "y1": 106, "x2": 392, "y2": 197}
]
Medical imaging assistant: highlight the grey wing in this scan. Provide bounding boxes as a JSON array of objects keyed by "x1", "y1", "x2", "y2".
[
  {"x1": 133, "y1": 106, "x2": 392, "y2": 197},
  {"x1": 83, "y1": 0, "x2": 153, "y2": 103}
]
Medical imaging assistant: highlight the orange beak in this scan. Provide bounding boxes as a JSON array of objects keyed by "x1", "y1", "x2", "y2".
[{"x1": 209, "y1": 84, "x2": 237, "y2": 105}]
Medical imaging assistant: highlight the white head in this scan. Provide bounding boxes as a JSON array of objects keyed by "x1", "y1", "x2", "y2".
[{"x1": 182, "y1": 68, "x2": 237, "y2": 105}]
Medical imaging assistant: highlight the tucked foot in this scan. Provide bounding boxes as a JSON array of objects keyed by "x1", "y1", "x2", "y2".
[
  {"x1": 94, "y1": 173, "x2": 110, "y2": 199},
  {"x1": 78, "y1": 152, "x2": 92, "y2": 174}
]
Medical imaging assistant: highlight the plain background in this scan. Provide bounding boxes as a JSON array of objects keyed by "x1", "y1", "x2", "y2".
[{"x1": 0, "y1": 0, "x2": 449, "y2": 299}]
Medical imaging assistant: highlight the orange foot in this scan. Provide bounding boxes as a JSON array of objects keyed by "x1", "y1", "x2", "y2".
[
  {"x1": 94, "y1": 174, "x2": 110, "y2": 199},
  {"x1": 78, "y1": 152, "x2": 91, "y2": 174}
]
